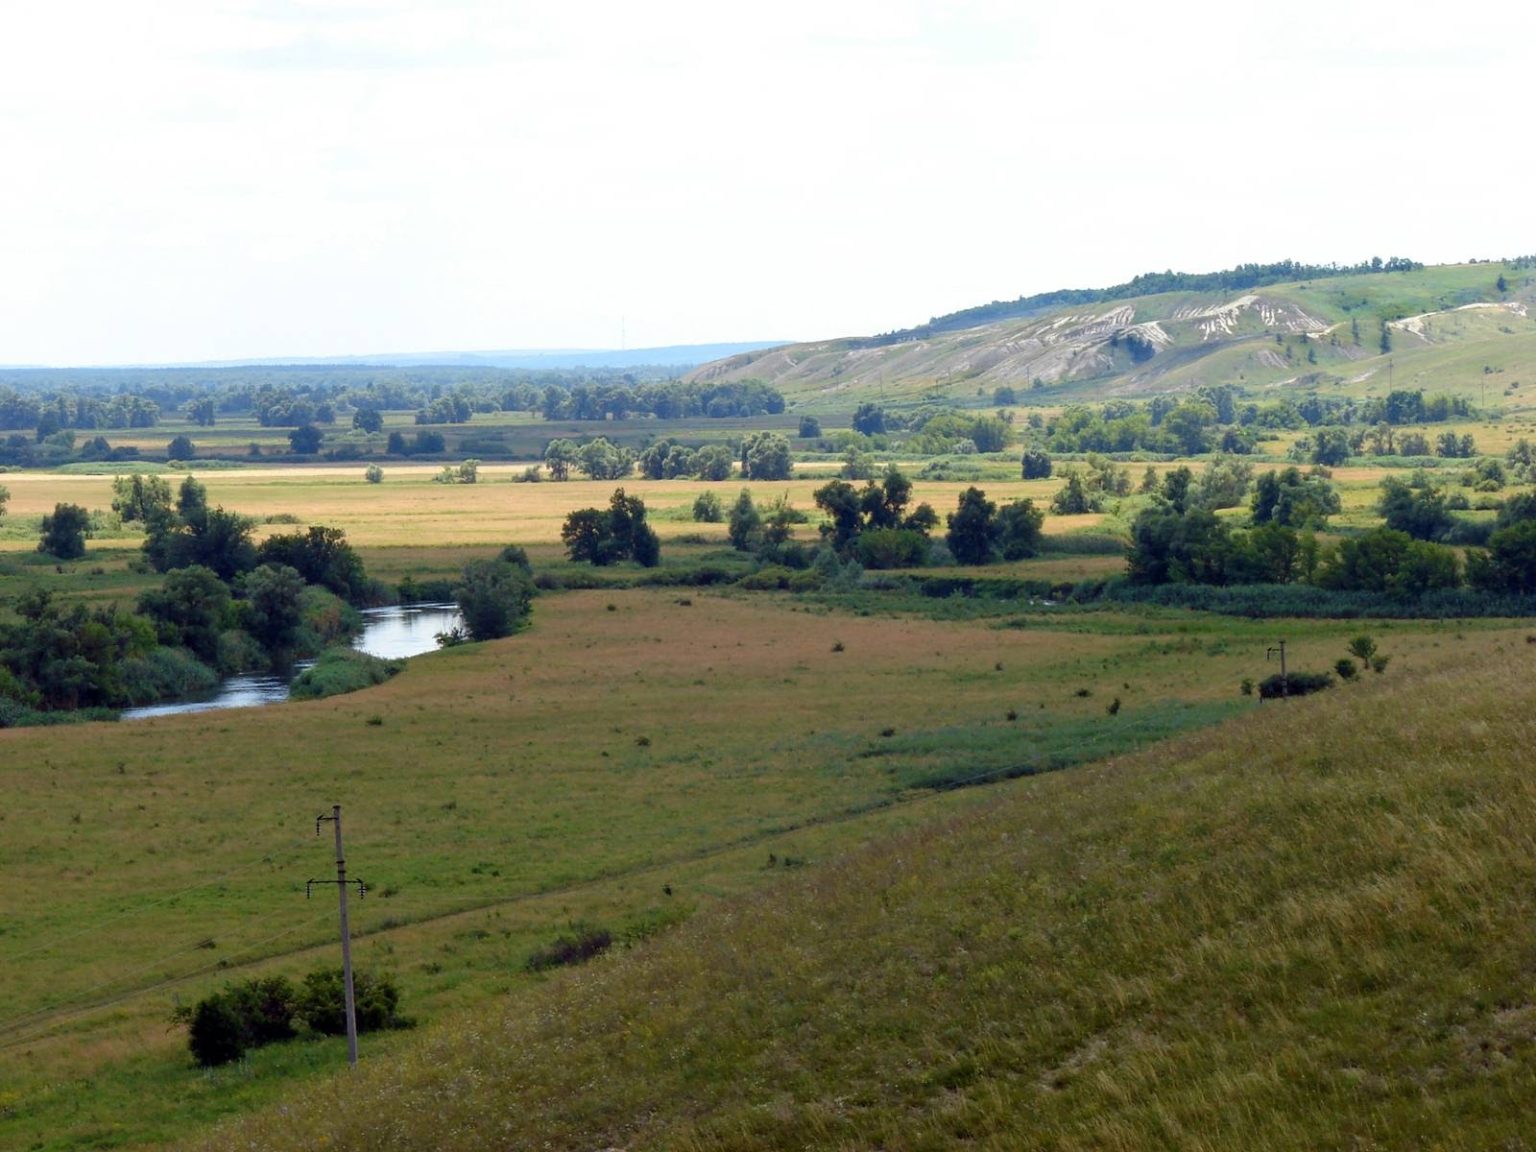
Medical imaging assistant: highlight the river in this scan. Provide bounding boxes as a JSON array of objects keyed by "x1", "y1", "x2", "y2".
[{"x1": 120, "y1": 603, "x2": 463, "y2": 720}]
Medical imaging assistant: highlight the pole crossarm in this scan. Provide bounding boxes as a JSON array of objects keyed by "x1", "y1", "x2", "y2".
[{"x1": 305, "y1": 878, "x2": 366, "y2": 900}]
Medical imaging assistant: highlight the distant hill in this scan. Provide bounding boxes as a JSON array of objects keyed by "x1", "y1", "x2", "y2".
[
  {"x1": 92, "y1": 341, "x2": 791, "y2": 373},
  {"x1": 688, "y1": 260, "x2": 1536, "y2": 411}
]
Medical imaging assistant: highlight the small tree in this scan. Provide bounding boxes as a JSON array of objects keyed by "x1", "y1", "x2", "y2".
[
  {"x1": 112, "y1": 473, "x2": 173, "y2": 522},
  {"x1": 364, "y1": 464, "x2": 384, "y2": 484},
  {"x1": 138, "y1": 565, "x2": 232, "y2": 663},
  {"x1": 0, "y1": 483, "x2": 8, "y2": 521},
  {"x1": 543, "y1": 439, "x2": 577, "y2": 481},
  {"x1": 997, "y1": 499, "x2": 1045, "y2": 560},
  {"x1": 852, "y1": 403, "x2": 885, "y2": 436},
  {"x1": 1050, "y1": 472, "x2": 1099, "y2": 515},
  {"x1": 353, "y1": 407, "x2": 384, "y2": 434},
  {"x1": 576, "y1": 438, "x2": 633, "y2": 481},
  {"x1": 1021, "y1": 448, "x2": 1053, "y2": 480},
  {"x1": 692, "y1": 491, "x2": 723, "y2": 523},
  {"x1": 741, "y1": 432, "x2": 793, "y2": 481},
  {"x1": 38, "y1": 503, "x2": 92, "y2": 559},
  {"x1": 288, "y1": 424, "x2": 323, "y2": 454},
  {"x1": 946, "y1": 487, "x2": 999, "y2": 565},
  {"x1": 561, "y1": 489, "x2": 660, "y2": 567},
  {"x1": 238, "y1": 564, "x2": 307, "y2": 654},
  {"x1": 693, "y1": 444, "x2": 735, "y2": 481},
  {"x1": 798, "y1": 415, "x2": 821, "y2": 438},
  {"x1": 166, "y1": 434, "x2": 196, "y2": 462},
  {"x1": 454, "y1": 555, "x2": 535, "y2": 640},
  {"x1": 728, "y1": 490, "x2": 761, "y2": 550}
]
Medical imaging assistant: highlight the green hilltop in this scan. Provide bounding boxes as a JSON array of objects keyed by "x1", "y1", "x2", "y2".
[{"x1": 688, "y1": 259, "x2": 1536, "y2": 413}]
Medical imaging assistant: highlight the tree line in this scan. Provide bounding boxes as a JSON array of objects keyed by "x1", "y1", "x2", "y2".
[{"x1": 1124, "y1": 464, "x2": 1536, "y2": 596}]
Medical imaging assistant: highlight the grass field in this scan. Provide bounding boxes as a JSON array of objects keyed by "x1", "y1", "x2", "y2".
[
  {"x1": 2, "y1": 447, "x2": 1536, "y2": 1149},
  {"x1": 185, "y1": 620, "x2": 1536, "y2": 1151}
]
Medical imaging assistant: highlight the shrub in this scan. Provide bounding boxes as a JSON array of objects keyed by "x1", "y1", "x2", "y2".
[
  {"x1": 116, "y1": 646, "x2": 221, "y2": 706},
  {"x1": 526, "y1": 925, "x2": 613, "y2": 972},
  {"x1": 1257, "y1": 670, "x2": 1334, "y2": 699},
  {"x1": 1334, "y1": 657, "x2": 1358, "y2": 680},
  {"x1": 455, "y1": 557, "x2": 535, "y2": 640},
  {"x1": 296, "y1": 968, "x2": 404, "y2": 1035},
  {"x1": 364, "y1": 464, "x2": 384, "y2": 484},
  {"x1": 183, "y1": 975, "x2": 298, "y2": 1067},
  {"x1": 854, "y1": 528, "x2": 929, "y2": 569},
  {"x1": 692, "y1": 491, "x2": 723, "y2": 523},
  {"x1": 188, "y1": 995, "x2": 246, "y2": 1067},
  {"x1": 398, "y1": 575, "x2": 458, "y2": 603},
  {"x1": 289, "y1": 649, "x2": 402, "y2": 700},
  {"x1": 38, "y1": 502, "x2": 92, "y2": 559}
]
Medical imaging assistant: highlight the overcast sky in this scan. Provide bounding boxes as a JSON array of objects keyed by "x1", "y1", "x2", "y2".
[{"x1": 1, "y1": 0, "x2": 1531, "y2": 366}]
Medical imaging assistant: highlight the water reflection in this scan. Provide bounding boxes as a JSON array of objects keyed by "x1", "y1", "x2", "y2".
[
  {"x1": 352, "y1": 603, "x2": 463, "y2": 660},
  {"x1": 121, "y1": 603, "x2": 462, "y2": 721}
]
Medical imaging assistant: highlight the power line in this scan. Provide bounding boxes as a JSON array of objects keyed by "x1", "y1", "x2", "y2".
[
  {"x1": 0, "y1": 754, "x2": 1064, "y2": 1053},
  {"x1": 0, "y1": 910, "x2": 333, "y2": 1056},
  {"x1": 5, "y1": 832, "x2": 317, "y2": 966}
]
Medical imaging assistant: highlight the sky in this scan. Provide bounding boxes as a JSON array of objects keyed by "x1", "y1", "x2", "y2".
[{"x1": 0, "y1": 0, "x2": 1532, "y2": 366}]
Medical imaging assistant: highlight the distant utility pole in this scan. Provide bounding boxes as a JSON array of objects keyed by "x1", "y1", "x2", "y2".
[
  {"x1": 1266, "y1": 640, "x2": 1288, "y2": 699},
  {"x1": 309, "y1": 805, "x2": 365, "y2": 1066}
]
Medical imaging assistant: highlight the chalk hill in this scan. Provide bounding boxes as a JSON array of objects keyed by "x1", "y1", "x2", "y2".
[{"x1": 689, "y1": 261, "x2": 1536, "y2": 410}]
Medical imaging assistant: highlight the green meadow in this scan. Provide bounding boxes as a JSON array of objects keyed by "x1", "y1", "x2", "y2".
[{"x1": 2, "y1": 458, "x2": 1533, "y2": 1148}]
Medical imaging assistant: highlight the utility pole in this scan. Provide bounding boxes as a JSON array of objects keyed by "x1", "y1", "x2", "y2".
[
  {"x1": 309, "y1": 805, "x2": 364, "y2": 1066},
  {"x1": 1266, "y1": 640, "x2": 1288, "y2": 699}
]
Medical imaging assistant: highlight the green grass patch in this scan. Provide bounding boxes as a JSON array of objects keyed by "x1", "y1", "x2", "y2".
[{"x1": 288, "y1": 648, "x2": 404, "y2": 700}]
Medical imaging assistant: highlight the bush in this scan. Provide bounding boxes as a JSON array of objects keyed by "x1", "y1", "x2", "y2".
[
  {"x1": 737, "y1": 565, "x2": 796, "y2": 590},
  {"x1": 692, "y1": 491, "x2": 723, "y2": 522},
  {"x1": 38, "y1": 502, "x2": 92, "y2": 559},
  {"x1": 526, "y1": 924, "x2": 613, "y2": 972},
  {"x1": 854, "y1": 528, "x2": 929, "y2": 569},
  {"x1": 455, "y1": 557, "x2": 535, "y2": 640},
  {"x1": 1257, "y1": 670, "x2": 1333, "y2": 699},
  {"x1": 289, "y1": 649, "x2": 402, "y2": 700},
  {"x1": 184, "y1": 975, "x2": 298, "y2": 1067},
  {"x1": 398, "y1": 575, "x2": 458, "y2": 603},
  {"x1": 115, "y1": 646, "x2": 221, "y2": 706},
  {"x1": 188, "y1": 995, "x2": 247, "y2": 1067},
  {"x1": 296, "y1": 968, "x2": 404, "y2": 1035}
]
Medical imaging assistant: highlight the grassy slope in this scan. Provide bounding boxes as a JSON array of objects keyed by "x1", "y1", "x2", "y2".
[
  {"x1": 17, "y1": 573, "x2": 1430, "y2": 1148},
  {"x1": 195, "y1": 637, "x2": 1536, "y2": 1151}
]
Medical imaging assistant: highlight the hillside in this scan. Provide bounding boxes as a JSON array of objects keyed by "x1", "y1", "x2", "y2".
[
  {"x1": 688, "y1": 261, "x2": 1536, "y2": 412},
  {"x1": 195, "y1": 641, "x2": 1536, "y2": 1151}
]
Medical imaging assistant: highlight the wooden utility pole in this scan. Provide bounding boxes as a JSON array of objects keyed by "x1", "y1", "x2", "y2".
[
  {"x1": 1267, "y1": 640, "x2": 1288, "y2": 699},
  {"x1": 312, "y1": 805, "x2": 363, "y2": 1066}
]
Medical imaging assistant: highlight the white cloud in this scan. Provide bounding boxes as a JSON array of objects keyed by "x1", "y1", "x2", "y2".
[{"x1": 0, "y1": 0, "x2": 1532, "y2": 363}]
